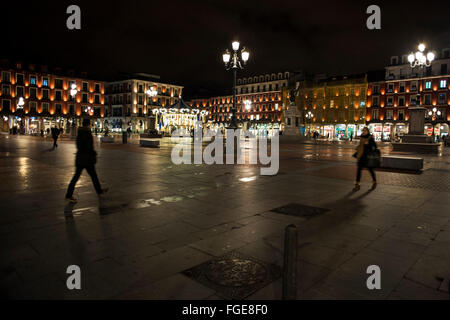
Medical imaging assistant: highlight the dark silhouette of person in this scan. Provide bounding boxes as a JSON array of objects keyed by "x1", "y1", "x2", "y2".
[
  {"x1": 65, "y1": 118, "x2": 107, "y2": 202},
  {"x1": 51, "y1": 127, "x2": 60, "y2": 148},
  {"x1": 353, "y1": 127, "x2": 377, "y2": 192}
]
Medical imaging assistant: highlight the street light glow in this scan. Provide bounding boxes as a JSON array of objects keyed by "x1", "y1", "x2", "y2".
[
  {"x1": 244, "y1": 100, "x2": 251, "y2": 111},
  {"x1": 232, "y1": 41, "x2": 240, "y2": 51},
  {"x1": 409, "y1": 44, "x2": 434, "y2": 68},
  {"x1": 70, "y1": 83, "x2": 78, "y2": 98},
  {"x1": 146, "y1": 87, "x2": 157, "y2": 97},
  {"x1": 418, "y1": 43, "x2": 425, "y2": 52},
  {"x1": 17, "y1": 97, "x2": 25, "y2": 109},
  {"x1": 241, "y1": 50, "x2": 249, "y2": 62},
  {"x1": 222, "y1": 51, "x2": 231, "y2": 64}
]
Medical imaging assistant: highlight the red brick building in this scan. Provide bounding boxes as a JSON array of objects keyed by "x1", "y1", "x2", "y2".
[
  {"x1": 366, "y1": 49, "x2": 450, "y2": 140},
  {"x1": 189, "y1": 72, "x2": 290, "y2": 136},
  {"x1": 0, "y1": 59, "x2": 105, "y2": 134}
]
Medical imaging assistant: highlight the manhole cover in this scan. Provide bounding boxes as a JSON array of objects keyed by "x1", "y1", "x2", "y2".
[
  {"x1": 183, "y1": 251, "x2": 281, "y2": 300},
  {"x1": 271, "y1": 203, "x2": 329, "y2": 219},
  {"x1": 205, "y1": 258, "x2": 267, "y2": 287}
]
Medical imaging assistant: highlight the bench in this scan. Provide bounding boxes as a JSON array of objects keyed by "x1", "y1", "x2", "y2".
[
  {"x1": 140, "y1": 133, "x2": 162, "y2": 139},
  {"x1": 101, "y1": 136, "x2": 115, "y2": 143},
  {"x1": 139, "y1": 139, "x2": 160, "y2": 148},
  {"x1": 381, "y1": 156, "x2": 423, "y2": 171},
  {"x1": 391, "y1": 142, "x2": 440, "y2": 154}
]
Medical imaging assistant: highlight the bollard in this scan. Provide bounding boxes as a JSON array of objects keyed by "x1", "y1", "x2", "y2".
[
  {"x1": 282, "y1": 224, "x2": 298, "y2": 300},
  {"x1": 122, "y1": 131, "x2": 127, "y2": 144}
]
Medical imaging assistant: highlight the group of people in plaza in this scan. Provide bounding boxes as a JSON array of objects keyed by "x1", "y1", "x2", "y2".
[{"x1": 49, "y1": 119, "x2": 443, "y2": 201}]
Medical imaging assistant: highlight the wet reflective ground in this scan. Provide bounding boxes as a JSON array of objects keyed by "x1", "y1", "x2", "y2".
[{"x1": 0, "y1": 134, "x2": 449, "y2": 299}]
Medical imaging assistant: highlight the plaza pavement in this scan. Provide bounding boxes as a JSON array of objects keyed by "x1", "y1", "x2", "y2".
[{"x1": 0, "y1": 133, "x2": 449, "y2": 300}]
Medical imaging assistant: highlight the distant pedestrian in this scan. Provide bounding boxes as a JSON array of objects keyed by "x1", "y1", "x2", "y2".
[
  {"x1": 353, "y1": 127, "x2": 378, "y2": 191},
  {"x1": 40, "y1": 129, "x2": 44, "y2": 137},
  {"x1": 350, "y1": 132, "x2": 353, "y2": 142},
  {"x1": 65, "y1": 118, "x2": 108, "y2": 203},
  {"x1": 51, "y1": 127, "x2": 60, "y2": 149}
]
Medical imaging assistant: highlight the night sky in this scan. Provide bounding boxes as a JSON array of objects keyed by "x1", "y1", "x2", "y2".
[{"x1": 2, "y1": 0, "x2": 450, "y2": 99}]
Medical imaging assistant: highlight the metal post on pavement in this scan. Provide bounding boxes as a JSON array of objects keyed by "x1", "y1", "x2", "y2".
[
  {"x1": 282, "y1": 224, "x2": 298, "y2": 300},
  {"x1": 122, "y1": 131, "x2": 127, "y2": 144}
]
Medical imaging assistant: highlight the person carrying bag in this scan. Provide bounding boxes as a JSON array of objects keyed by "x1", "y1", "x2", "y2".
[{"x1": 353, "y1": 127, "x2": 378, "y2": 191}]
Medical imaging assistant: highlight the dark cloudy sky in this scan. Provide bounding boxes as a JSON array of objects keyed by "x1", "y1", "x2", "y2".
[{"x1": 2, "y1": 0, "x2": 450, "y2": 99}]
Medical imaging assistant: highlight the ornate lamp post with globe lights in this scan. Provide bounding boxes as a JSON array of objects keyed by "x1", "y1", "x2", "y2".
[
  {"x1": 222, "y1": 41, "x2": 250, "y2": 129},
  {"x1": 305, "y1": 110, "x2": 314, "y2": 136},
  {"x1": 69, "y1": 83, "x2": 78, "y2": 137},
  {"x1": 408, "y1": 44, "x2": 435, "y2": 68},
  {"x1": 427, "y1": 107, "x2": 442, "y2": 142},
  {"x1": 403, "y1": 43, "x2": 437, "y2": 144},
  {"x1": 391, "y1": 43, "x2": 441, "y2": 153},
  {"x1": 16, "y1": 97, "x2": 25, "y2": 110},
  {"x1": 244, "y1": 99, "x2": 252, "y2": 111},
  {"x1": 146, "y1": 86, "x2": 157, "y2": 99},
  {"x1": 13, "y1": 97, "x2": 25, "y2": 134},
  {"x1": 146, "y1": 86, "x2": 158, "y2": 132}
]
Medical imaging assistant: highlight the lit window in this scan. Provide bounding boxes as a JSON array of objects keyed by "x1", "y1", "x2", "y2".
[
  {"x1": 425, "y1": 81, "x2": 432, "y2": 90},
  {"x1": 440, "y1": 80, "x2": 447, "y2": 89},
  {"x1": 43, "y1": 78, "x2": 49, "y2": 87},
  {"x1": 30, "y1": 76, "x2": 36, "y2": 85}
]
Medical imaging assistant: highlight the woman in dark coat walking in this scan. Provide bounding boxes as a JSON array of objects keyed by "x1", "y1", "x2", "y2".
[
  {"x1": 65, "y1": 119, "x2": 107, "y2": 202},
  {"x1": 353, "y1": 127, "x2": 377, "y2": 191}
]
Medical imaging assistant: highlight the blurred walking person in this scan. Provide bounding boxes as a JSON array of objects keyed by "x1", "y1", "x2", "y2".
[
  {"x1": 353, "y1": 127, "x2": 378, "y2": 191},
  {"x1": 65, "y1": 118, "x2": 107, "y2": 202},
  {"x1": 51, "y1": 127, "x2": 60, "y2": 149}
]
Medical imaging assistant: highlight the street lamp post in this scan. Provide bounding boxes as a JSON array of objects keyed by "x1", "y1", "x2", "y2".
[
  {"x1": 406, "y1": 43, "x2": 436, "y2": 142},
  {"x1": 305, "y1": 111, "x2": 314, "y2": 137},
  {"x1": 428, "y1": 107, "x2": 442, "y2": 142},
  {"x1": 14, "y1": 97, "x2": 25, "y2": 134},
  {"x1": 408, "y1": 43, "x2": 435, "y2": 68},
  {"x1": 146, "y1": 86, "x2": 158, "y2": 132},
  {"x1": 222, "y1": 41, "x2": 250, "y2": 129},
  {"x1": 243, "y1": 99, "x2": 252, "y2": 131},
  {"x1": 69, "y1": 83, "x2": 78, "y2": 137},
  {"x1": 16, "y1": 97, "x2": 25, "y2": 110}
]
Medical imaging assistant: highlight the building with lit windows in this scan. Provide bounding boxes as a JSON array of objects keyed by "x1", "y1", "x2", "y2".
[
  {"x1": 366, "y1": 48, "x2": 450, "y2": 140},
  {"x1": 0, "y1": 59, "x2": 105, "y2": 134},
  {"x1": 189, "y1": 72, "x2": 290, "y2": 136},
  {"x1": 294, "y1": 74, "x2": 368, "y2": 140},
  {"x1": 105, "y1": 73, "x2": 183, "y2": 133}
]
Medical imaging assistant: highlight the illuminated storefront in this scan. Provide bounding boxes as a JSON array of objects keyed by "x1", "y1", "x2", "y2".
[
  {"x1": 382, "y1": 123, "x2": 392, "y2": 141},
  {"x1": 248, "y1": 122, "x2": 280, "y2": 137},
  {"x1": 368, "y1": 123, "x2": 383, "y2": 141}
]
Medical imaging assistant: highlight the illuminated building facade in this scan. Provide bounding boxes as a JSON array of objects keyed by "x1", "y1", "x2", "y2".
[
  {"x1": 367, "y1": 48, "x2": 450, "y2": 140},
  {"x1": 105, "y1": 73, "x2": 183, "y2": 133},
  {"x1": 190, "y1": 72, "x2": 290, "y2": 136},
  {"x1": 0, "y1": 59, "x2": 105, "y2": 134},
  {"x1": 294, "y1": 74, "x2": 368, "y2": 139}
]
